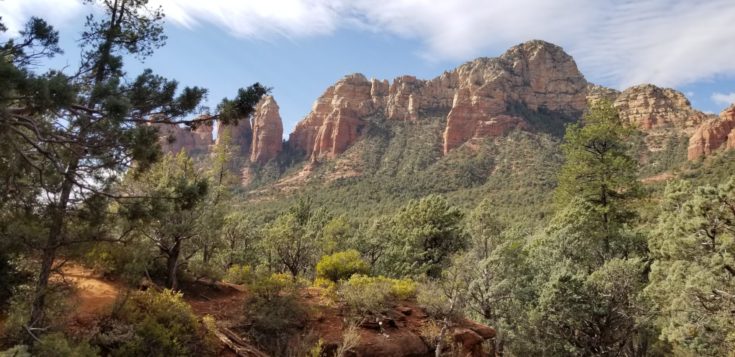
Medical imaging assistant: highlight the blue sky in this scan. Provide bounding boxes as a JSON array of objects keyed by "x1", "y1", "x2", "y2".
[{"x1": 2, "y1": 0, "x2": 734, "y2": 135}]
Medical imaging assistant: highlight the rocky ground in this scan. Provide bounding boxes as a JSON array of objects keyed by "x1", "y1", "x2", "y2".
[{"x1": 47, "y1": 264, "x2": 495, "y2": 357}]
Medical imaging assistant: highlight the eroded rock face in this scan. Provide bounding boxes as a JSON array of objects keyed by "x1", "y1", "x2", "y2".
[
  {"x1": 216, "y1": 118, "x2": 252, "y2": 156},
  {"x1": 613, "y1": 84, "x2": 710, "y2": 151},
  {"x1": 289, "y1": 74, "x2": 374, "y2": 161},
  {"x1": 154, "y1": 119, "x2": 214, "y2": 156},
  {"x1": 250, "y1": 96, "x2": 283, "y2": 164},
  {"x1": 289, "y1": 40, "x2": 588, "y2": 160},
  {"x1": 688, "y1": 105, "x2": 735, "y2": 160},
  {"x1": 586, "y1": 83, "x2": 620, "y2": 106},
  {"x1": 154, "y1": 97, "x2": 284, "y2": 167}
]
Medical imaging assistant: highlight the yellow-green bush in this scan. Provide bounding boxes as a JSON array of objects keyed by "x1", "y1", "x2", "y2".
[
  {"x1": 338, "y1": 274, "x2": 392, "y2": 313},
  {"x1": 338, "y1": 275, "x2": 417, "y2": 313},
  {"x1": 315, "y1": 250, "x2": 369, "y2": 282},
  {"x1": 389, "y1": 278, "x2": 417, "y2": 300},
  {"x1": 223, "y1": 264, "x2": 252, "y2": 285},
  {"x1": 313, "y1": 277, "x2": 336, "y2": 290},
  {"x1": 110, "y1": 289, "x2": 217, "y2": 356}
]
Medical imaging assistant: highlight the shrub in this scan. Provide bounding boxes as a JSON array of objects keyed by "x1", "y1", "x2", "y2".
[
  {"x1": 32, "y1": 333, "x2": 98, "y2": 357},
  {"x1": 3, "y1": 284, "x2": 73, "y2": 342},
  {"x1": 316, "y1": 250, "x2": 369, "y2": 282},
  {"x1": 338, "y1": 275, "x2": 418, "y2": 313},
  {"x1": 389, "y1": 278, "x2": 417, "y2": 300},
  {"x1": 339, "y1": 274, "x2": 393, "y2": 313},
  {"x1": 335, "y1": 324, "x2": 361, "y2": 357},
  {"x1": 222, "y1": 264, "x2": 252, "y2": 285},
  {"x1": 188, "y1": 259, "x2": 225, "y2": 283},
  {"x1": 416, "y1": 282, "x2": 453, "y2": 318},
  {"x1": 0, "y1": 345, "x2": 31, "y2": 357},
  {"x1": 246, "y1": 272, "x2": 307, "y2": 354},
  {"x1": 110, "y1": 289, "x2": 217, "y2": 356}
]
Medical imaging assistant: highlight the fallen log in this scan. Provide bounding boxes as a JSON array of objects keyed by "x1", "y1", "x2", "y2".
[{"x1": 213, "y1": 327, "x2": 268, "y2": 357}]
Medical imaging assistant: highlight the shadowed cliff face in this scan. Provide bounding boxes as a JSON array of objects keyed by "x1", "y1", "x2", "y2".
[
  {"x1": 154, "y1": 118, "x2": 214, "y2": 156},
  {"x1": 154, "y1": 96, "x2": 285, "y2": 165}
]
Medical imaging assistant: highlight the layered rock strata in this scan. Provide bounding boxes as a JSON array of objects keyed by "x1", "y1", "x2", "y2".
[{"x1": 289, "y1": 40, "x2": 589, "y2": 161}]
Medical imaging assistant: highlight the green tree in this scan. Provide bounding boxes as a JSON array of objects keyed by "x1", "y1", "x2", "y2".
[
  {"x1": 122, "y1": 152, "x2": 208, "y2": 290},
  {"x1": 554, "y1": 100, "x2": 642, "y2": 267},
  {"x1": 528, "y1": 101, "x2": 651, "y2": 356},
  {"x1": 263, "y1": 198, "x2": 327, "y2": 277},
  {"x1": 647, "y1": 179, "x2": 735, "y2": 355},
  {"x1": 188, "y1": 127, "x2": 239, "y2": 280},
  {"x1": 457, "y1": 200, "x2": 533, "y2": 355},
  {"x1": 0, "y1": 1, "x2": 265, "y2": 331},
  {"x1": 381, "y1": 194, "x2": 467, "y2": 278}
]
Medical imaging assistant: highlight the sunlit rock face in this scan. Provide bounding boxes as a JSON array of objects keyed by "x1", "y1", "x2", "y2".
[
  {"x1": 688, "y1": 104, "x2": 735, "y2": 160},
  {"x1": 249, "y1": 96, "x2": 283, "y2": 164},
  {"x1": 613, "y1": 84, "x2": 710, "y2": 152},
  {"x1": 289, "y1": 40, "x2": 589, "y2": 160}
]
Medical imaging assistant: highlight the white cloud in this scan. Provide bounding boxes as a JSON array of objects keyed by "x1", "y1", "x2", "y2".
[
  {"x1": 2, "y1": 0, "x2": 735, "y2": 89},
  {"x1": 0, "y1": 0, "x2": 83, "y2": 37},
  {"x1": 712, "y1": 92, "x2": 735, "y2": 106}
]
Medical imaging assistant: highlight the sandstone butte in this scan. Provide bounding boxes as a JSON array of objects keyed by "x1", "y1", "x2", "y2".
[{"x1": 152, "y1": 40, "x2": 732, "y2": 168}]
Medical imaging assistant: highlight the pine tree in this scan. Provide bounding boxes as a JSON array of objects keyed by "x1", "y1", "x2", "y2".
[
  {"x1": 529, "y1": 101, "x2": 652, "y2": 356},
  {"x1": 0, "y1": 0, "x2": 266, "y2": 333},
  {"x1": 647, "y1": 179, "x2": 735, "y2": 355}
]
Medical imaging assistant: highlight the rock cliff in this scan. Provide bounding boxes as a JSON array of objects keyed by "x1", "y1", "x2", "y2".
[
  {"x1": 613, "y1": 84, "x2": 710, "y2": 151},
  {"x1": 688, "y1": 104, "x2": 735, "y2": 160},
  {"x1": 250, "y1": 96, "x2": 284, "y2": 164},
  {"x1": 154, "y1": 119, "x2": 214, "y2": 156},
  {"x1": 156, "y1": 97, "x2": 284, "y2": 166},
  {"x1": 289, "y1": 40, "x2": 588, "y2": 161},
  {"x1": 155, "y1": 40, "x2": 727, "y2": 185}
]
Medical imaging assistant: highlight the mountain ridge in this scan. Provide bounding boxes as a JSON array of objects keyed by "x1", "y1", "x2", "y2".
[{"x1": 154, "y1": 40, "x2": 729, "y2": 192}]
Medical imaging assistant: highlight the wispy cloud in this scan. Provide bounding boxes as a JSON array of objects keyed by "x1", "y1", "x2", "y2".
[
  {"x1": 712, "y1": 92, "x2": 735, "y2": 106},
  {"x1": 0, "y1": 0, "x2": 83, "y2": 37},
  {"x1": 2, "y1": 0, "x2": 735, "y2": 89}
]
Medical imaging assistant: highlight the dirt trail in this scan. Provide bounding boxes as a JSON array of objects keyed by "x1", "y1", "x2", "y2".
[
  {"x1": 58, "y1": 265, "x2": 249, "y2": 321},
  {"x1": 56, "y1": 264, "x2": 124, "y2": 319},
  {"x1": 641, "y1": 171, "x2": 674, "y2": 184}
]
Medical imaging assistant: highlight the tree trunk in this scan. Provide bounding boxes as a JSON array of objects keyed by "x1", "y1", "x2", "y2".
[
  {"x1": 166, "y1": 238, "x2": 182, "y2": 290},
  {"x1": 203, "y1": 244, "x2": 211, "y2": 265},
  {"x1": 435, "y1": 317, "x2": 448, "y2": 357},
  {"x1": 28, "y1": 160, "x2": 77, "y2": 331},
  {"x1": 495, "y1": 329, "x2": 505, "y2": 357}
]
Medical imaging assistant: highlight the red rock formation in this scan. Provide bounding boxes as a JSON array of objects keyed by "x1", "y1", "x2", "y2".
[
  {"x1": 289, "y1": 40, "x2": 588, "y2": 161},
  {"x1": 250, "y1": 96, "x2": 283, "y2": 164},
  {"x1": 289, "y1": 74, "x2": 375, "y2": 161},
  {"x1": 154, "y1": 119, "x2": 213, "y2": 156},
  {"x1": 688, "y1": 105, "x2": 735, "y2": 160},
  {"x1": 216, "y1": 118, "x2": 252, "y2": 156},
  {"x1": 614, "y1": 84, "x2": 711, "y2": 152}
]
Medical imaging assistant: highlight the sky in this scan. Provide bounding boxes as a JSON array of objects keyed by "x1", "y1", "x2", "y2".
[{"x1": 2, "y1": 0, "x2": 735, "y2": 136}]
